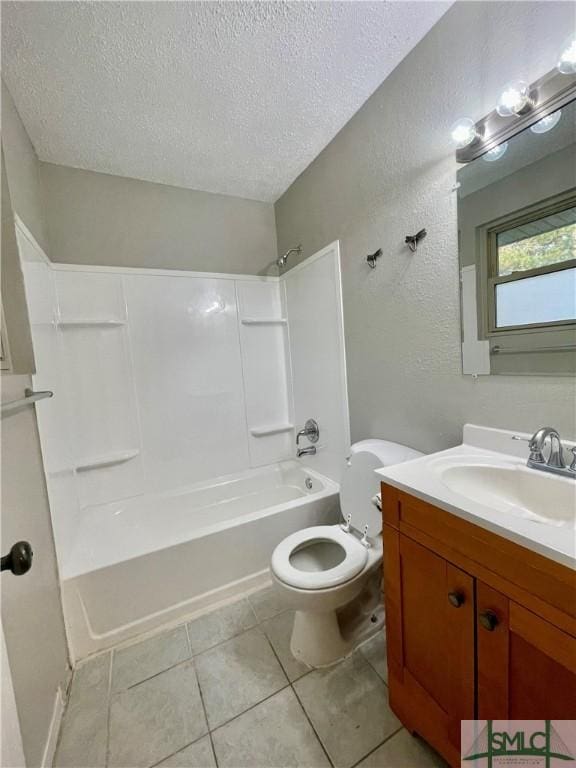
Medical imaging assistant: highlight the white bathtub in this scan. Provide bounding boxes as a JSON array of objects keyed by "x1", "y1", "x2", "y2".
[{"x1": 61, "y1": 461, "x2": 340, "y2": 660}]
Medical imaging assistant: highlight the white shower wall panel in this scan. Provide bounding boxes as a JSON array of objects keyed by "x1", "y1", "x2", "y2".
[
  {"x1": 18, "y1": 231, "x2": 82, "y2": 559},
  {"x1": 53, "y1": 270, "x2": 145, "y2": 507},
  {"x1": 284, "y1": 242, "x2": 350, "y2": 482},
  {"x1": 124, "y1": 274, "x2": 251, "y2": 492},
  {"x1": 236, "y1": 280, "x2": 293, "y2": 466}
]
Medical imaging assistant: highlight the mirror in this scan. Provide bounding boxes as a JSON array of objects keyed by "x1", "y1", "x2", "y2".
[
  {"x1": 457, "y1": 100, "x2": 576, "y2": 376},
  {"x1": 1, "y1": 145, "x2": 36, "y2": 375}
]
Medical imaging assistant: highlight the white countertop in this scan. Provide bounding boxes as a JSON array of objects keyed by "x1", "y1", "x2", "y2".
[{"x1": 376, "y1": 424, "x2": 576, "y2": 569}]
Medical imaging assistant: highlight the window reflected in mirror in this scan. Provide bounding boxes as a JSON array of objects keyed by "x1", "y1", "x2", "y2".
[{"x1": 457, "y1": 101, "x2": 576, "y2": 376}]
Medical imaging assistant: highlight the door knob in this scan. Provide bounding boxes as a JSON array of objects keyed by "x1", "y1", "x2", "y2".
[
  {"x1": 448, "y1": 591, "x2": 465, "y2": 607},
  {"x1": 1, "y1": 541, "x2": 33, "y2": 576},
  {"x1": 479, "y1": 610, "x2": 499, "y2": 631}
]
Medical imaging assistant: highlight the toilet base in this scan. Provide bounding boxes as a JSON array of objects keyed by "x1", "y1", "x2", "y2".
[
  {"x1": 288, "y1": 566, "x2": 384, "y2": 667},
  {"x1": 291, "y1": 609, "x2": 352, "y2": 667}
]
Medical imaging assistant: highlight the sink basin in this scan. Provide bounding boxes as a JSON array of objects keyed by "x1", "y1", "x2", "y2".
[{"x1": 433, "y1": 459, "x2": 576, "y2": 528}]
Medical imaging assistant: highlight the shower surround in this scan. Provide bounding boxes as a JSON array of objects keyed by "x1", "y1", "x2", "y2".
[{"x1": 17, "y1": 219, "x2": 349, "y2": 659}]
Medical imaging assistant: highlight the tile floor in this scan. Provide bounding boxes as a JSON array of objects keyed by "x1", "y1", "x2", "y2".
[{"x1": 54, "y1": 586, "x2": 446, "y2": 768}]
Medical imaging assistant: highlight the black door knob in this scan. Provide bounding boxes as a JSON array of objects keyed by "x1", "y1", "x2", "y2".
[
  {"x1": 1, "y1": 541, "x2": 33, "y2": 575},
  {"x1": 479, "y1": 610, "x2": 499, "y2": 631},
  {"x1": 448, "y1": 591, "x2": 465, "y2": 608}
]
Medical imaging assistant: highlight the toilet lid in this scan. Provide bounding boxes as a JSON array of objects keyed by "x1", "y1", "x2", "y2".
[
  {"x1": 340, "y1": 440, "x2": 424, "y2": 538},
  {"x1": 271, "y1": 525, "x2": 368, "y2": 590},
  {"x1": 339, "y1": 451, "x2": 385, "y2": 538}
]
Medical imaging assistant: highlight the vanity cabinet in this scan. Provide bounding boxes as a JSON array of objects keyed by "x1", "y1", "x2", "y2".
[{"x1": 381, "y1": 483, "x2": 576, "y2": 768}]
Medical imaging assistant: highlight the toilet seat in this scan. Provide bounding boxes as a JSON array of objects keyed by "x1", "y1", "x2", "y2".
[{"x1": 271, "y1": 525, "x2": 368, "y2": 590}]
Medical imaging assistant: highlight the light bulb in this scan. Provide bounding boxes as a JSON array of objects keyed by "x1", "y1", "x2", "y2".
[
  {"x1": 483, "y1": 142, "x2": 508, "y2": 162},
  {"x1": 530, "y1": 110, "x2": 562, "y2": 135},
  {"x1": 558, "y1": 37, "x2": 576, "y2": 74},
  {"x1": 496, "y1": 80, "x2": 531, "y2": 117},
  {"x1": 451, "y1": 118, "x2": 479, "y2": 148}
]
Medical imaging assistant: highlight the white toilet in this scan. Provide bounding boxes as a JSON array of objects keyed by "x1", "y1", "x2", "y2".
[{"x1": 271, "y1": 439, "x2": 423, "y2": 667}]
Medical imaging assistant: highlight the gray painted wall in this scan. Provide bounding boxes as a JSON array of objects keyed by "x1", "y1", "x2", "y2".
[
  {"x1": 275, "y1": 0, "x2": 576, "y2": 453},
  {"x1": 40, "y1": 163, "x2": 278, "y2": 274},
  {"x1": 1, "y1": 84, "x2": 70, "y2": 766},
  {"x1": 1, "y1": 80, "x2": 49, "y2": 253}
]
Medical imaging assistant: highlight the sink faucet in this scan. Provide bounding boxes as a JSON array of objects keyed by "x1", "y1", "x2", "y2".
[{"x1": 525, "y1": 426, "x2": 576, "y2": 479}]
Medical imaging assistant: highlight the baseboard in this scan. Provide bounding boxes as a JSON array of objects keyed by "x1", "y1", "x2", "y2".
[{"x1": 41, "y1": 676, "x2": 69, "y2": 768}]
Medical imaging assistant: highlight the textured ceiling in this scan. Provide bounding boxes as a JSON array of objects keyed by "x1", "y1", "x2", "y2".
[{"x1": 2, "y1": 1, "x2": 451, "y2": 202}]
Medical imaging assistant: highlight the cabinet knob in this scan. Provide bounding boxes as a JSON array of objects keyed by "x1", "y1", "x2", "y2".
[
  {"x1": 479, "y1": 610, "x2": 499, "y2": 631},
  {"x1": 448, "y1": 591, "x2": 465, "y2": 608}
]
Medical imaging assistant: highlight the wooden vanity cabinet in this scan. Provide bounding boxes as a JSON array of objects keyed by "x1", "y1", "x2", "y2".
[{"x1": 381, "y1": 483, "x2": 576, "y2": 768}]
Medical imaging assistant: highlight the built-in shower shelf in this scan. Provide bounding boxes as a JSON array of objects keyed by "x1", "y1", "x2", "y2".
[
  {"x1": 241, "y1": 318, "x2": 287, "y2": 326},
  {"x1": 76, "y1": 449, "x2": 140, "y2": 472},
  {"x1": 249, "y1": 424, "x2": 294, "y2": 437},
  {"x1": 57, "y1": 319, "x2": 126, "y2": 328}
]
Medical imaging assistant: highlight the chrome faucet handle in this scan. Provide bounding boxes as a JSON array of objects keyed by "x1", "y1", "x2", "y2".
[
  {"x1": 340, "y1": 514, "x2": 352, "y2": 533},
  {"x1": 296, "y1": 419, "x2": 320, "y2": 446}
]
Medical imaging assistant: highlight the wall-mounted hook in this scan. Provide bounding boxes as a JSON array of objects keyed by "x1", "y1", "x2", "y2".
[
  {"x1": 405, "y1": 229, "x2": 427, "y2": 253},
  {"x1": 366, "y1": 248, "x2": 383, "y2": 269}
]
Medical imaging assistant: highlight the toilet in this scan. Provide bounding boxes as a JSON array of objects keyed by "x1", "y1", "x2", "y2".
[{"x1": 270, "y1": 439, "x2": 423, "y2": 667}]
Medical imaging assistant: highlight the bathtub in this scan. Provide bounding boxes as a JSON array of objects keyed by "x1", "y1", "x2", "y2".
[{"x1": 61, "y1": 461, "x2": 340, "y2": 660}]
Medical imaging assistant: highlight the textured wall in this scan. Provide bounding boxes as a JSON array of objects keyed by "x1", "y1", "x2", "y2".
[
  {"x1": 275, "y1": 1, "x2": 576, "y2": 453},
  {"x1": 1, "y1": 80, "x2": 48, "y2": 253},
  {"x1": 40, "y1": 163, "x2": 278, "y2": 274}
]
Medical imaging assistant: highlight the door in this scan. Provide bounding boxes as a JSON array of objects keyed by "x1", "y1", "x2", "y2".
[
  {"x1": 477, "y1": 581, "x2": 576, "y2": 718},
  {"x1": 385, "y1": 530, "x2": 475, "y2": 765},
  {"x1": 1, "y1": 620, "x2": 25, "y2": 767}
]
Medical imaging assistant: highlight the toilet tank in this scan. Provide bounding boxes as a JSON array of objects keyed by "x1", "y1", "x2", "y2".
[{"x1": 340, "y1": 439, "x2": 424, "y2": 537}]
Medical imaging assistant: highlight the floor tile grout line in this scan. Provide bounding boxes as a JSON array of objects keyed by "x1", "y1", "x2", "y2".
[
  {"x1": 118, "y1": 609, "x2": 325, "y2": 694},
  {"x1": 185, "y1": 630, "x2": 214, "y2": 763},
  {"x1": 289, "y1": 683, "x2": 335, "y2": 768},
  {"x1": 262, "y1": 633, "x2": 334, "y2": 768},
  {"x1": 348, "y1": 725, "x2": 405, "y2": 768},
  {"x1": 85, "y1": 590, "x2": 278, "y2": 693},
  {"x1": 148, "y1": 732, "x2": 214, "y2": 768},
  {"x1": 208, "y1": 681, "x2": 293, "y2": 735},
  {"x1": 104, "y1": 650, "x2": 114, "y2": 768}
]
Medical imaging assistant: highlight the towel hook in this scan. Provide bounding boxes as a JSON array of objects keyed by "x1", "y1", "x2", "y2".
[
  {"x1": 405, "y1": 229, "x2": 427, "y2": 253},
  {"x1": 366, "y1": 248, "x2": 383, "y2": 269}
]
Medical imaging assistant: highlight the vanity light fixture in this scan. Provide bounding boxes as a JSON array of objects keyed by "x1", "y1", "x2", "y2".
[
  {"x1": 557, "y1": 36, "x2": 576, "y2": 75},
  {"x1": 454, "y1": 63, "x2": 576, "y2": 163},
  {"x1": 496, "y1": 80, "x2": 533, "y2": 117},
  {"x1": 482, "y1": 142, "x2": 508, "y2": 162},
  {"x1": 530, "y1": 110, "x2": 562, "y2": 134},
  {"x1": 450, "y1": 118, "x2": 481, "y2": 148}
]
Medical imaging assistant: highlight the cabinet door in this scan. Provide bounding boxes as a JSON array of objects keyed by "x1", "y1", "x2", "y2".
[
  {"x1": 477, "y1": 581, "x2": 576, "y2": 718},
  {"x1": 385, "y1": 529, "x2": 474, "y2": 765}
]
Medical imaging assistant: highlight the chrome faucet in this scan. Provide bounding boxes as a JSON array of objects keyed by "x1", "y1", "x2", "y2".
[
  {"x1": 296, "y1": 419, "x2": 319, "y2": 458},
  {"x1": 296, "y1": 419, "x2": 319, "y2": 446},
  {"x1": 524, "y1": 426, "x2": 576, "y2": 479},
  {"x1": 297, "y1": 445, "x2": 317, "y2": 458}
]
